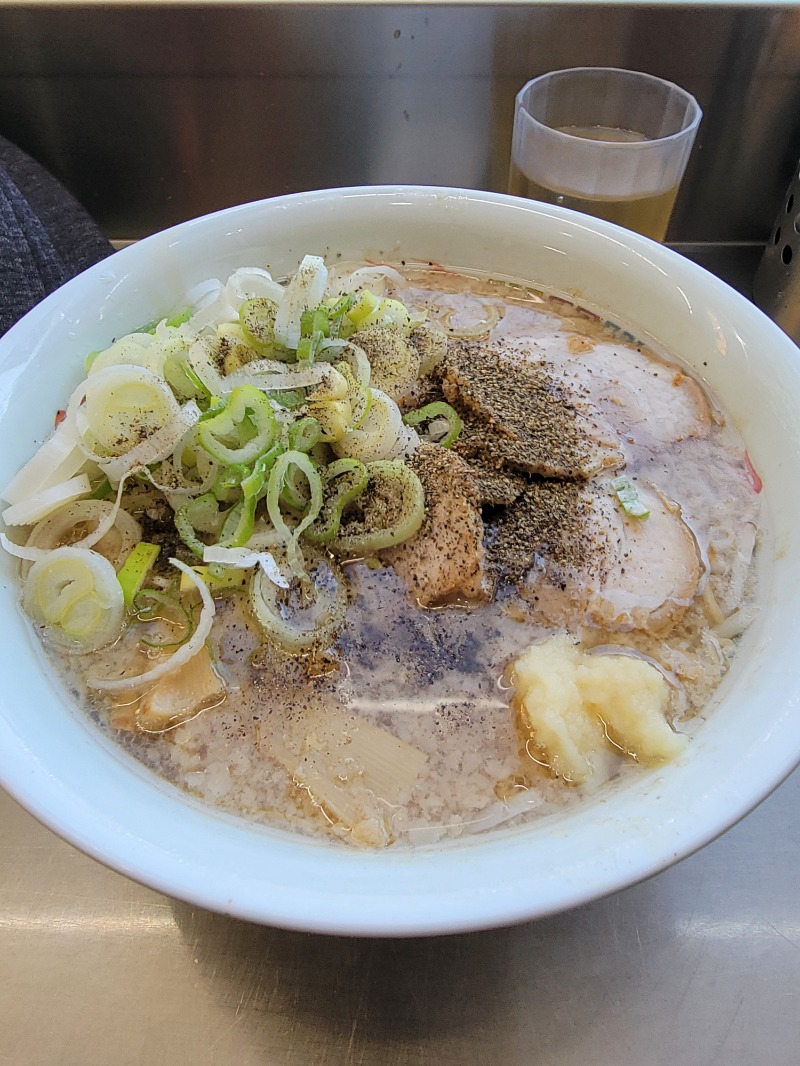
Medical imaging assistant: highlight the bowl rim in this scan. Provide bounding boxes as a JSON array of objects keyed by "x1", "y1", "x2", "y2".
[{"x1": 1, "y1": 184, "x2": 799, "y2": 937}]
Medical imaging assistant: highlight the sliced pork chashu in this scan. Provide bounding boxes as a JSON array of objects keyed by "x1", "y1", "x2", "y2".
[
  {"x1": 438, "y1": 341, "x2": 622, "y2": 478},
  {"x1": 589, "y1": 481, "x2": 703, "y2": 631},
  {"x1": 491, "y1": 309, "x2": 714, "y2": 447},
  {"x1": 556, "y1": 342, "x2": 713, "y2": 448},
  {"x1": 490, "y1": 477, "x2": 702, "y2": 634},
  {"x1": 381, "y1": 443, "x2": 490, "y2": 605}
]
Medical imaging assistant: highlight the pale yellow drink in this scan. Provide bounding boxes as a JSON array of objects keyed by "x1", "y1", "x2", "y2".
[
  {"x1": 509, "y1": 71, "x2": 702, "y2": 242},
  {"x1": 509, "y1": 125, "x2": 679, "y2": 242}
]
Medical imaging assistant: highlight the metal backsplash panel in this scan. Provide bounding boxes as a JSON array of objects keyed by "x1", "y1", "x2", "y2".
[{"x1": 1, "y1": 4, "x2": 798, "y2": 241}]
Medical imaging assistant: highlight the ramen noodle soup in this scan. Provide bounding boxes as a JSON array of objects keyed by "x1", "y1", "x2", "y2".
[{"x1": 1, "y1": 258, "x2": 762, "y2": 847}]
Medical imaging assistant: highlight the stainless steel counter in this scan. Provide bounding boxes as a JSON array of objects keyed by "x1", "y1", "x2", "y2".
[
  {"x1": 3, "y1": 769, "x2": 798, "y2": 1065},
  {"x1": 3, "y1": 244, "x2": 797, "y2": 1066}
]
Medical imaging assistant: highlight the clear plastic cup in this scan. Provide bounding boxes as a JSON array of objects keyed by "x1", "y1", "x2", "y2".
[{"x1": 509, "y1": 67, "x2": 702, "y2": 241}]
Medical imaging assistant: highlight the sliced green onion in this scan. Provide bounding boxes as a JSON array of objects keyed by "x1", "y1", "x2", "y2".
[
  {"x1": 165, "y1": 307, "x2": 193, "y2": 329},
  {"x1": 135, "y1": 318, "x2": 160, "y2": 336},
  {"x1": 134, "y1": 308, "x2": 191, "y2": 333},
  {"x1": 245, "y1": 442, "x2": 286, "y2": 499},
  {"x1": 216, "y1": 434, "x2": 282, "y2": 549},
  {"x1": 266, "y1": 450, "x2": 324, "y2": 578},
  {"x1": 186, "y1": 492, "x2": 224, "y2": 535},
  {"x1": 198, "y1": 448, "x2": 284, "y2": 554},
  {"x1": 350, "y1": 383, "x2": 372, "y2": 428},
  {"x1": 213, "y1": 463, "x2": 250, "y2": 502},
  {"x1": 5, "y1": 415, "x2": 87, "y2": 510},
  {"x1": 197, "y1": 385, "x2": 277, "y2": 465},
  {"x1": 87, "y1": 559, "x2": 216, "y2": 693},
  {"x1": 2, "y1": 473, "x2": 93, "y2": 528},
  {"x1": 230, "y1": 504, "x2": 256, "y2": 550},
  {"x1": 410, "y1": 320, "x2": 448, "y2": 375},
  {"x1": 23, "y1": 546, "x2": 125, "y2": 653},
  {"x1": 84, "y1": 349, "x2": 103, "y2": 373},
  {"x1": 297, "y1": 308, "x2": 332, "y2": 363},
  {"x1": 239, "y1": 297, "x2": 280, "y2": 353},
  {"x1": 403, "y1": 401, "x2": 463, "y2": 448},
  {"x1": 280, "y1": 462, "x2": 312, "y2": 512},
  {"x1": 310, "y1": 366, "x2": 349, "y2": 402},
  {"x1": 331, "y1": 460, "x2": 425, "y2": 555},
  {"x1": 362, "y1": 297, "x2": 412, "y2": 335},
  {"x1": 209, "y1": 498, "x2": 251, "y2": 551},
  {"x1": 346, "y1": 289, "x2": 380, "y2": 330},
  {"x1": 116, "y1": 541, "x2": 161, "y2": 607},
  {"x1": 305, "y1": 458, "x2": 370, "y2": 544},
  {"x1": 179, "y1": 564, "x2": 248, "y2": 593},
  {"x1": 612, "y1": 475, "x2": 650, "y2": 519},
  {"x1": 299, "y1": 309, "x2": 315, "y2": 337},
  {"x1": 197, "y1": 396, "x2": 232, "y2": 424},
  {"x1": 249, "y1": 548, "x2": 347, "y2": 654},
  {"x1": 312, "y1": 399, "x2": 353, "y2": 443},
  {"x1": 181, "y1": 362, "x2": 214, "y2": 401},
  {"x1": 266, "y1": 388, "x2": 307, "y2": 410},
  {"x1": 133, "y1": 588, "x2": 195, "y2": 649},
  {"x1": 330, "y1": 341, "x2": 371, "y2": 386},
  {"x1": 274, "y1": 254, "x2": 328, "y2": 351},
  {"x1": 327, "y1": 293, "x2": 356, "y2": 326},
  {"x1": 307, "y1": 367, "x2": 354, "y2": 443},
  {"x1": 175, "y1": 504, "x2": 208, "y2": 559},
  {"x1": 353, "y1": 327, "x2": 420, "y2": 400},
  {"x1": 332, "y1": 387, "x2": 404, "y2": 462},
  {"x1": 89, "y1": 477, "x2": 114, "y2": 501},
  {"x1": 296, "y1": 331, "x2": 325, "y2": 363},
  {"x1": 300, "y1": 306, "x2": 332, "y2": 340},
  {"x1": 74, "y1": 364, "x2": 182, "y2": 460},
  {"x1": 288, "y1": 416, "x2": 323, "y2": 454}
]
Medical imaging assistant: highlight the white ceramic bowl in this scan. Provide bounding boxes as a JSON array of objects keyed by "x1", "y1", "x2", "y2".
[{"x1": 1, "y1": 187, "x2": 799, "y2": 937}]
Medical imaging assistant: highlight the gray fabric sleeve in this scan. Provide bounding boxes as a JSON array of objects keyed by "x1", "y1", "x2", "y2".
[{"x1": 0, "y1": 135, "x2": 115, "y2": 337}]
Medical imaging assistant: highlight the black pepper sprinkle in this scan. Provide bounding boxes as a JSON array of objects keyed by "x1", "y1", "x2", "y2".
[{"x1": 437, "y1": 340, "x2": 617, "y2": 478}]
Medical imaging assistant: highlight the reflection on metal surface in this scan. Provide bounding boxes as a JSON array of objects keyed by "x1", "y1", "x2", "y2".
[
  {"x1": 2, "y1": 765, "x2": 800, "y2": 1064},
  {"x1": 0, "y1": 907, "x2": 177, "y2": 935},
  {"x1": 675, "y1": 917, "x2": 800, "y2": 942},
  {"x1": 0, "y1": 6, "x2": 798, "y2": 241}
]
